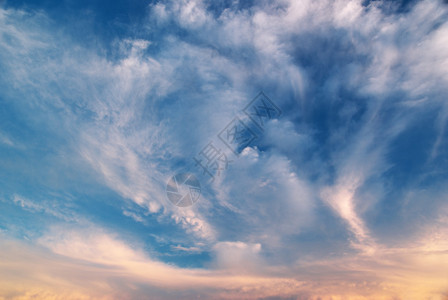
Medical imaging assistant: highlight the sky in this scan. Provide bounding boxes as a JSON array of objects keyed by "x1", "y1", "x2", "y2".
[{"x1": 0, "y1": 0, "x2": 448, "y2": 299}]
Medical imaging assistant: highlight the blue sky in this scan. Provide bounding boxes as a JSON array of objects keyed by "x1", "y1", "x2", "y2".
[{"x1": 0, "y1": 0, "x2": 448, "y2": 299}]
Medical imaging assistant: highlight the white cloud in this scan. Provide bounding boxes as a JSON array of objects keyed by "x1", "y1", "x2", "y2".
[
  {"x1": 212, "y1": 241, "x2": 264, "y2": 273},
  {"x1": 11, "y1": 194, "x2": 80, "y2": 223}
]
